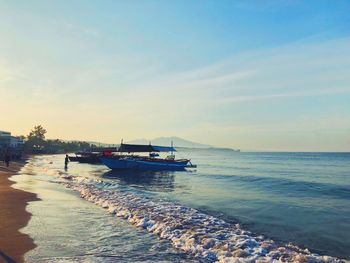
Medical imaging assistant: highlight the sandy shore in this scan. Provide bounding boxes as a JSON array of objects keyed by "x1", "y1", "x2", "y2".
[{"x1": 0, "y1": 159, "x2": 39, "y2": 263}]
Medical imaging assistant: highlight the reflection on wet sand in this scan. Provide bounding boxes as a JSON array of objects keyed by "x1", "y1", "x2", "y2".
[{"x1": 102, "y1": 170, "x2": 175, "y2": 192}]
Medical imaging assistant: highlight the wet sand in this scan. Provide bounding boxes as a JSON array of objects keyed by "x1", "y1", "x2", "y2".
[{"x1": 0, "y1": 160, "x2": 39, "y2": 263}]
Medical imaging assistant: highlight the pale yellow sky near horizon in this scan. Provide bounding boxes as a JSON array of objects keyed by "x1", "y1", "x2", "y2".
[
  {"x1": 1, "y1": 2, "x2": 350, "y2": 152},
  {"x1": 2, "y1": 38, "x2": 350, "y2": 152}
]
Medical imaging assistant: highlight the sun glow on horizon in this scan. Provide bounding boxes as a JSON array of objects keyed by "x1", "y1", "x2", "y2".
[{"x1": 1, "y1": 1, "x2": 350, "y2": 152}]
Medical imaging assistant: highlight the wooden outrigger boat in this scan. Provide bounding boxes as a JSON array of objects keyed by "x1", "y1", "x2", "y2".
[
  {"x1": 68, "y1": 152, "x2": 102, "y2": 164},
  {"x1": 68, "y1": 147, "x2": 118, "y2": 164},
  {"x1": 100, "y1": 143, "x2": 197, "y2": 171}
]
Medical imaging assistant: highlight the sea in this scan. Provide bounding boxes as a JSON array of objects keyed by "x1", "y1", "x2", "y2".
[{"x1": 12, "y1": 150, "x2": 350, "y2": 262}]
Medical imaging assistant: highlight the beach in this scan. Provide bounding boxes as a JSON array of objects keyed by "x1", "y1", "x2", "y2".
[
  {"x1": 9, "y1": 152, "x2": 350, "y2": 262},
  {"x1": 0, "y1": 159, "x2": 38, "y2": 263}
]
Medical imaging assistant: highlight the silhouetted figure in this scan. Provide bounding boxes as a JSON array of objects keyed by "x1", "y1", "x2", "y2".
[
  {"x1": 4, "y1": 153, "x2": 10, "y2": 167},
  {"x1": 65, "y1": 154, "x2": 69, "y2": 168}
]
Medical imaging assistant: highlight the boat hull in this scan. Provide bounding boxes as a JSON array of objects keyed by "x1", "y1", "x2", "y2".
[
  {"x1": 68, "y1": 155, "x2": 102, "y2": 164},
  {"x1": 68, "y1": 156, "x2": 79, "y2": 162},
  {"x1": 100, "y1": 157, "x2": 191, "y2": 171}
]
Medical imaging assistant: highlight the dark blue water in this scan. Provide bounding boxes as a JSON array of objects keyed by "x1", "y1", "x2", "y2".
[
  {"x1": 14, "y1": 150, "x2": 350, "y2": 260},
  {"x1": 100, "y1": 150, "x2": 350, "y2": 259}
]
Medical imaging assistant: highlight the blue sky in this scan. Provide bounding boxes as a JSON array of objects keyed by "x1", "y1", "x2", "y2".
[{"x1": 1, "y1": 0, "x2": 349, "y2": 151}]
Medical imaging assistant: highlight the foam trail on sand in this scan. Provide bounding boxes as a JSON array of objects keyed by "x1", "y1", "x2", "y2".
[{"x1": 59, "y1": 177, "x2": 348, "y2": 263}]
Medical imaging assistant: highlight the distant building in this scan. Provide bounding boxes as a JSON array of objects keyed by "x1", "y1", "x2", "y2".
[
  {"x1": 0, "y1": 130, "x2": 11, "y2": 138},
  {"x1": 10, "y1": 136, "x2": 25, "y2": 147},
  {"x1": 0, "y1": 130, "x2": 11, "y2": 147},
  {"x1": 0, "y1": 130, "x2": 24, "y2": 159}
]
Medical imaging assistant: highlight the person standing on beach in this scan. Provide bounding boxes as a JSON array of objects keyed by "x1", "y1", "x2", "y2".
[
  {"x1": 4, "y1": 152, "x2": 10, "y2": 167},
  {"x1": 65, "y1": 154, "x2": 69, "y2": 168}
]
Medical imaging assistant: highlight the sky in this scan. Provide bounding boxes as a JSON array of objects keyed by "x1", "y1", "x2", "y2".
[{"x1": 1, "y1": 0, "x2": 350, "y2": 151}]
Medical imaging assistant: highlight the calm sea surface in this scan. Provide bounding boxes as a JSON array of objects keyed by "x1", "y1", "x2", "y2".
[{"x1": 13, "y1": 150, "x2": 350, "y2": 261}]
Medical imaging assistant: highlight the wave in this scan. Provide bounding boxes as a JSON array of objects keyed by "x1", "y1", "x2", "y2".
[{"x1": 56, "y1": 176, "x2": 347, "y2": 263}]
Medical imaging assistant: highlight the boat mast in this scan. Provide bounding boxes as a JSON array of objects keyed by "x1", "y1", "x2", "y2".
[
  {"x1": 171, "y1": 140, "x2": 174, "y2": 156},
  {"x1": 120, "y1": 138, "x2": 123, "y2": 156}
]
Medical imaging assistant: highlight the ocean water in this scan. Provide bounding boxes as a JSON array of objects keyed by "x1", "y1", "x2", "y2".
[{"x1": 12, "y1": 150, "x2": 350, "y2": 262}]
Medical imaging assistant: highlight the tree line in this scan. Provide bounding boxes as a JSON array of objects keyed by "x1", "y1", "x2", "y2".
[{"x1": 21, "y1": 125, "x2": 97, "y2": 154}]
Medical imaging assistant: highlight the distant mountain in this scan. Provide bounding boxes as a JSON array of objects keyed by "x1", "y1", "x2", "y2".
[
  {"x1": 63, "y1": 140, "x2": 118, "y2": 147},
  {"x1": 127, "y1": 136, "x2": 212, "y2": 148},
  {"x1": 63, "y1": 137, "x2": 240, "y2": 151}
]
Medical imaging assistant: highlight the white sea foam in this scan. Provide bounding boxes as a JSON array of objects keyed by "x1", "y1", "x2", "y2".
[{"x1": 59, "y1": 177, "x2": 348, "y2": 263}]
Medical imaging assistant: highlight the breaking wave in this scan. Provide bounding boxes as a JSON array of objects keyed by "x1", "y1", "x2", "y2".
[{"x1": 56, "y1": 175, "x2": 348, "y2": 263}]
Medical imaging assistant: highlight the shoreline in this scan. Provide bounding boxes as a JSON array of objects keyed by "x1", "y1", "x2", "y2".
[
  {"x1": 0, "y1": 159, "x2": 39, "y2": 263},
  {"x1": 6, "y1": 154, "x2": 349, "y2": 262},
  {"x1": 63, "y1": 178, "x2": 348, "y2": 262}
]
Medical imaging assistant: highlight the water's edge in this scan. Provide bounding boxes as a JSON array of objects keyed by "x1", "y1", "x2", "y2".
[{"x1": 60, "y1": 175, "x2": 348, "y2": 263}]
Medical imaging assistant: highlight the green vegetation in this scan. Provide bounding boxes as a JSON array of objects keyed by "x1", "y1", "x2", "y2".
[
  {"x1": 24, "y1": 125, "x2": 96, "y2": 153},
  {"x1": 25, "y1": 125, "x2": 47, "y2": 151}
]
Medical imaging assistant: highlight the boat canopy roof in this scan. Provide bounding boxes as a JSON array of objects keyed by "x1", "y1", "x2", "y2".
[
  {"x1": 118, "y1": 143, "x2": 176, "y2": 153},
  {"x1": 90, "y1": 147, "x2": 118, "y2": 153},
  {"x1": 76, "y1": 147, "x2": 118, "y2": 154}
]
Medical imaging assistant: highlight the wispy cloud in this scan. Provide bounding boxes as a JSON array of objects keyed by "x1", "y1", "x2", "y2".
[
  {"x1": 1, "y1": 11, "x2": 349, "y2": 150},
  {"x1": 58, "y1": 20, "x2": 100, "y2": 38},
  {"x1": 113, "y1": 37, "x2": 350, "y2": 107},
  {"x1": 218, "y1": 87, "x2": 350, "y2": 103}
]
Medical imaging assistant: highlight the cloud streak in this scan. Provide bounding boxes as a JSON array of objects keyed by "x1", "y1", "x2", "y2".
[{"x1": 0, "y1": 1, "x2": 349, "y2": 151}]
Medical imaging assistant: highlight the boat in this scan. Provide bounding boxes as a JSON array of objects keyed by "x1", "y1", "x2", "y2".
[
  {"x1": 67, "y1": 155, "x2": 79, "y2": 162},
  {"x1": 68, "y1": 152, "x2": 104, "y2": 164},
  {"x1": 99, "y1": 143, "x2": 197, "y2": 171},
  {"x1": 68, "y1": 147, "x2": 118, "y2": 164}
]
